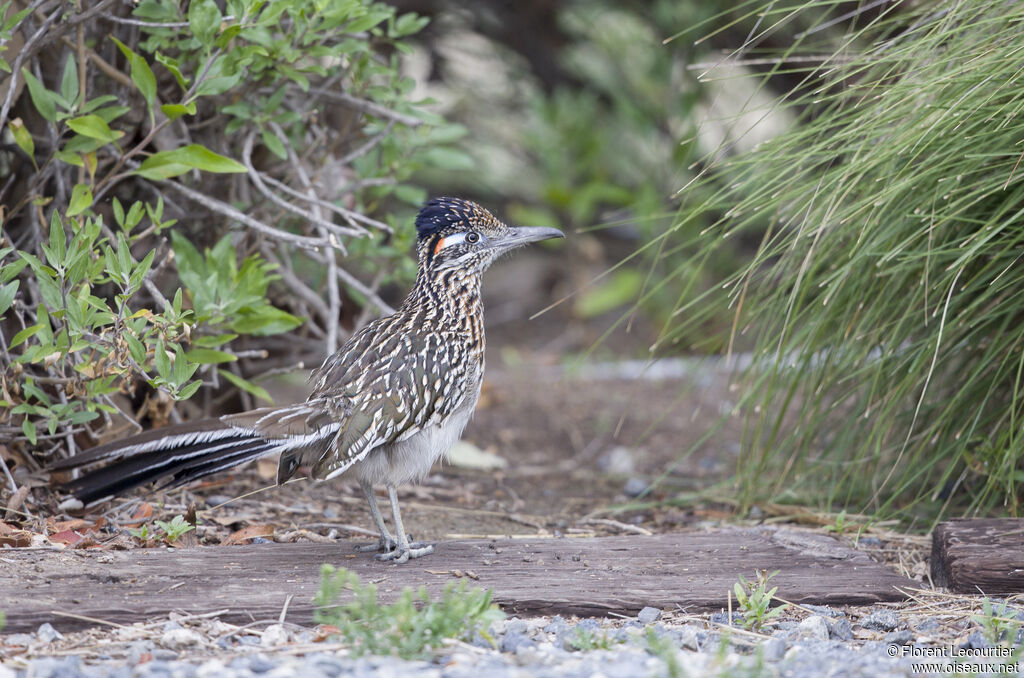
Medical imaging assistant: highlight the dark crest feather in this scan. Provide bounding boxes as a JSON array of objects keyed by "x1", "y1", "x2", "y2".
[{"x1": 415, "y1": 197, "x2": 482, "y2": 240}]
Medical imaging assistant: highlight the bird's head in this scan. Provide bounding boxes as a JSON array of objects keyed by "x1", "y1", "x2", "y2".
[{"x1": 415, "y1": 197, "x2": 563, "y2": 275}]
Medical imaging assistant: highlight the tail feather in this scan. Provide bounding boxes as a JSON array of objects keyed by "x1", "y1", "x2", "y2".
[{"x1": 53, "y1": 406, "x2": 340, "y2": 507}]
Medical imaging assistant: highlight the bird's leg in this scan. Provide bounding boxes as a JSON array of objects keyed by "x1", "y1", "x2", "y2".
[
  {"x1": 375, "y1": 484, "x2": 434, "y2": 564},
  {"x1": 354, "y1": 481, "x2": 398, "y2": 552}
]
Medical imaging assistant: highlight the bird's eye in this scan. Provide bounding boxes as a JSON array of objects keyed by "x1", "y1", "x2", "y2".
[{"x1": 465, "y1": 231, "x2": 480, "y2": 244}]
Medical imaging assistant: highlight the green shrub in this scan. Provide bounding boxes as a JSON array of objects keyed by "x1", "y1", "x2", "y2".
[
  {"x1": 313, "y1": 565, "x2": 504, "y2": 659},
  {"x1": 666, "y1": 0, "x2": 1024, "y2": 518},
  {"x1": 0, "y1": 0, "x2": 468, "y2": 464}
]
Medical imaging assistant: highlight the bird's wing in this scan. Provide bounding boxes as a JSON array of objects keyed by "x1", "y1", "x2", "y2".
[{"x1": 302, "y1": 325, "x2": 476, "y2": 481}]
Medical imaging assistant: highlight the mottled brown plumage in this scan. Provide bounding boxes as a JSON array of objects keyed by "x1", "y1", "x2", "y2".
[{"x1": 52, "y1": 198, "x2": 563, "y2": 563}]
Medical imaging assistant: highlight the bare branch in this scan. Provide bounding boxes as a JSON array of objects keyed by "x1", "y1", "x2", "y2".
[
  {"x1": 240, "y1": 131, "x2": 361, "y2": 246},
  {"x1": 158, "y1": 177, "x2": 332, "y2": 251},
  {"x1": 307, "y1": 87, "x2": 424, "y2": 127},
  {"x1": 0, "y1": 4, "x2": 62, "y2": 129}
]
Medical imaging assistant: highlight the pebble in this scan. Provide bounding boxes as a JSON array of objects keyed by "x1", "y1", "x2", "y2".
[
  {"x1": 637, "y1": 606, "x2": 661, "y2": 624},
  {"x1": 830, "y1": 617, "x2": 853, "y2": 641},
  {"x1": 160, "y1": 627, "x2": 204, "y2": 651},
  {"x1": 860, "y1": 609, "x2": 899, "y2": 632},
  {"x1": 885, "y1": 630, "x2": 913, "y2": 646},
  {"x1": 761, "y1": 637, "x2": 787, "y2": 662},
  {"x1": 622, "y1": 477, "x2": 648, "y2": 497},
  {"x1": 36, "y1": 623, "x2": 64, "y2": 643},
  {"x1": 795, "y1": 615, "x2": 830, "y2": 641},
  {"x1": 261, "y1": 624, "x2": 291, "y2": 646}
]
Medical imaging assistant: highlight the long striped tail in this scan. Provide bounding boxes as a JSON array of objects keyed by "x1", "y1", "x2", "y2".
[{"x1": 50, "y1": 404, "x2": 340, "y2": 507}]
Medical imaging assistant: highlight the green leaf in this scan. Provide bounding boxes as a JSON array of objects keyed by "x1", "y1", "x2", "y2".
[
  {"x1": 21, "y1": 68, "x2": 56, "y2": 122},
  {"x1": 574, "y1": 269, "x2": 643, "y2": 318},
  {"x1": 134, "y1": 144, "x2": 246, "y2": 180},
  {"x1": 21, "y1": 418, "x2": 37, "y2": 445},
  {"x1": 160, "y1": 102, "x2": 196, "y2": 121},
  {"x1": 60, "y1": 53, "x2": 79, "y2": 108},
  {"x1": 9, "y1": 116, "x2": 33, "y2": 159},
  {"x1": 155, "y1": 51, "x2": 188, "y2": 90},
  {"x1": 0, "y1": 280, "x2": 18, "y2": 316},
  {"x1": 345, "y1": 10, "x2": 391, "y2": 34},
  {"x1": 67, "y1": 183, "x2": 93, "y2": 217},
  {"x1": 185, "y1": 348, "x2": 236, "y2": 364},
  {"x1": 188, "y1": 0, "x2": 222, "y2": 48},
  {"x1": 422, "y1": 147, "x2": 474, "y2": 171},
  {"x1": 261, "y1": 127, "x2": 287, "y2": 160},
  {"x1": 232, "y1": 306, "x2": 302, "y2": 335},
  {"x1": 110, "y1": 37, "x2": 157, "y2": 111},
  {"x1": 67, "y1": 114, "x2": 122, "y2": 143},
  {"x1": 10, "y1": 323, "x2": 41, "y2": 348},
  {"x1": 220, "y1": 369, "x2": 273, "y2": 404}
]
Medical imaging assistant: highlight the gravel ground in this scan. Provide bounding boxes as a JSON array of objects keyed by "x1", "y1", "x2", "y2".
[{"x1": 4, "y1": 600, "x2": 1024, "y2": 678}]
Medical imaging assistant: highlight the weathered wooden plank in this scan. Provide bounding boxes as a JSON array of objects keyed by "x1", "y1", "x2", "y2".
[
  {"x1": 0, "y1": 529, "x2": 915, "y2": 633},
  {"x1": 931, "y1": 518, "x2": 1024, "y2": 593}
]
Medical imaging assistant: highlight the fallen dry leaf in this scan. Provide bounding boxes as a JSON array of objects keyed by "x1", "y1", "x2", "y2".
[
  {"x1": 0, "y1": 521, "x2": 33, "y2": 547},
  {"x1": 49, "y1": 529, "x2": 84, "y2": 546},
  {"x1": 223, "y1": 524, "x2": 275, "y2": 546}
]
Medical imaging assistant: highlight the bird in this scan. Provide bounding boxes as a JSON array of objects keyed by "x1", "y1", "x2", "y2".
[{"x1": 50, "y1": 197, "x2": 564, "y2": 564}]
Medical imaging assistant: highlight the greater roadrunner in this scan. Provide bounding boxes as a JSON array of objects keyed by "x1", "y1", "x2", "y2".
[{"x1": 51, "y1": 198, "x2": 563, "y2": 564}]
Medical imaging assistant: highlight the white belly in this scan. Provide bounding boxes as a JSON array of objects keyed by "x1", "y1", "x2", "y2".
[{"x1": 352, "y1": 403, "x2": 475, "y2": 487}]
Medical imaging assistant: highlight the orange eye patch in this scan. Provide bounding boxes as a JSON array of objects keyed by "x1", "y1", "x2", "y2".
[{"x1": 434, "y1": 237, "x2": 446, "y2": 254}]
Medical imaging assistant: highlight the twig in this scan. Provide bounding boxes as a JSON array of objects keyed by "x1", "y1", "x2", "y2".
[
  {"x1": 268, "y1": 121, "x2": 391, "y2": 233},
  {"x1": 258, "y1": 243, "x2": 331, "y2": 329},
  {"x1": 308, "y1": 88, "x2": 423, "y2": 127},
  {"x1": 337, "y1": 119, "x2": 395, "y2": 166},
  {"x1": 279, "y1": 594, "x2": 293, "y2": 623},
  {"x1": 50, "y1": 610, "x2": 129, "y2": 629},
  {"x1": 265, "y1": 125, "x2": 343, "y2": 353},
  {"x1": 0, "y1": 4, "x2": 63, "y2": 129},
  {"x1": 321, "y1": 253, "x2": 396, "y2": 316},
  {"x1": 581, "y1": 518, "x2": 653, "y2": 536},
  {"x1": 241, "y1": 131, "x2": 360, "y2": 245},
  {"x1": 159, "y1": 178, "x2": 331, "y2": 250}
]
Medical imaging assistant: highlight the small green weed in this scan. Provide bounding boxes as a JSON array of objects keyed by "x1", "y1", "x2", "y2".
[
  {"x1": 824, "y1": 511, "x2": 849, "y2": 535},
  {"x1": 128, "y1": 514, "x2": 194, "y2": 544},
  {"x1": 644, "y1": 627, "x2": 684, "y2": 678},
  {"x1": 971, "y1": 598, "x2": 1022, "y2": 645},
  {"x1": 153, "y1": 515, "x2": 195, "y2": 542},
  {"x1": 0, "y1": 609, "x2": 5, "y2": 632},
  {"x1": 565, "y1": 626, "x2": 623, "y2": 651},
  {"x1": 313, "y1": 565, "x2": 504, "y2": 659},
  {"x1": 733, "y1": 570, "x2": 788, "y2": 632}
]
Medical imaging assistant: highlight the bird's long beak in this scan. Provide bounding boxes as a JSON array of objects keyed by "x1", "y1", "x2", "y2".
[{"x1": 497, "y1": 225, "x2": 565, "y2": 249}]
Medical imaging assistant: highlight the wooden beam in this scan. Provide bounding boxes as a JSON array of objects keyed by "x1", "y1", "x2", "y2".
[
  {"x1": 0, "y1": 529, "x2": 916, "y2": 633},
  {"x1": 931, "y1": 518, "x2": 1024, "y2": 593}
]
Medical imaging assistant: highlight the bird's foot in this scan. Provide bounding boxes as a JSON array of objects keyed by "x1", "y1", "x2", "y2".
[
  {"x1": 354, "y1": 535, "x2": 398, "y2": 553},
  {"x1": 375, "y1": 542, "x2": 434, "y2": 565}
]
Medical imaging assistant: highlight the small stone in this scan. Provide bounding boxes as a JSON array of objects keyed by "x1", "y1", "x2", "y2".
[
  {"x1": 159, "y1": 627, "x2": 203, "y2": 651},
  {"x1": 963, "y1": 631, "x2": 992, "y2": 650},
  {"x1": 802, "y1": 604, "x2": 842, "y2": 618},
  {"x1": 860, "y1": 609, "x2": 899, "y2": 632},
  {"x1": 35, "y1": 623, "x2": 64, "y2": 643},
  {"x1": 885, "y1": 630, "x2": 913, "y2": 646},
  {"x1": 748, "y1": 505, "x2": 765, "y2": 519},
  {"x1": 0, "y1": 664, "x2": 16, "y2": 678},
  {"x1": 916, "y1": 618, "x2": 940, "y2": 632},
  {"x1": 543, "y1": 618, "x2": 568, "y2": 637},
  {"x1": 151, "y1": 649, "x2": 178, "y2": 660},
  {"x1": 261, "y1": 623, "x2": 290, "y2": 646},
  {"x1": 598, "y1": 446, "x2": 636, "y2": 475},
  {"x1": 575, "y1": 618, "x2": 601, "y2": 632},
  {"x1": 858, "y1": 536, "x2": 882, "y2": 547},
  {"x1": 505, "y1": 618, "x2": 528, "y2": 635},
  {"x1": 830, "y1": 618, "x2": 853, "y2": 641},
  {"x1": 500, "y1": 632, "x2": 532, "y2": 653},
  {"x1": 678, "y1": 626, "x2": 703, "y2": 651},
  {"x1": 622, "y1": 477, "x2": 648, "y2": 497},
  {"x1": 3, "y1": 633, "x2": 34, "y2": 646},
  {"x1": 796, "y1": 615, "x2": 830, "y2": 641},
  {"x1": 637, "y1": 606, "x2": 662, "y2": 624},
  {"x1": 761, "y1": 637, "x2": 786, "y2": 662}
]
